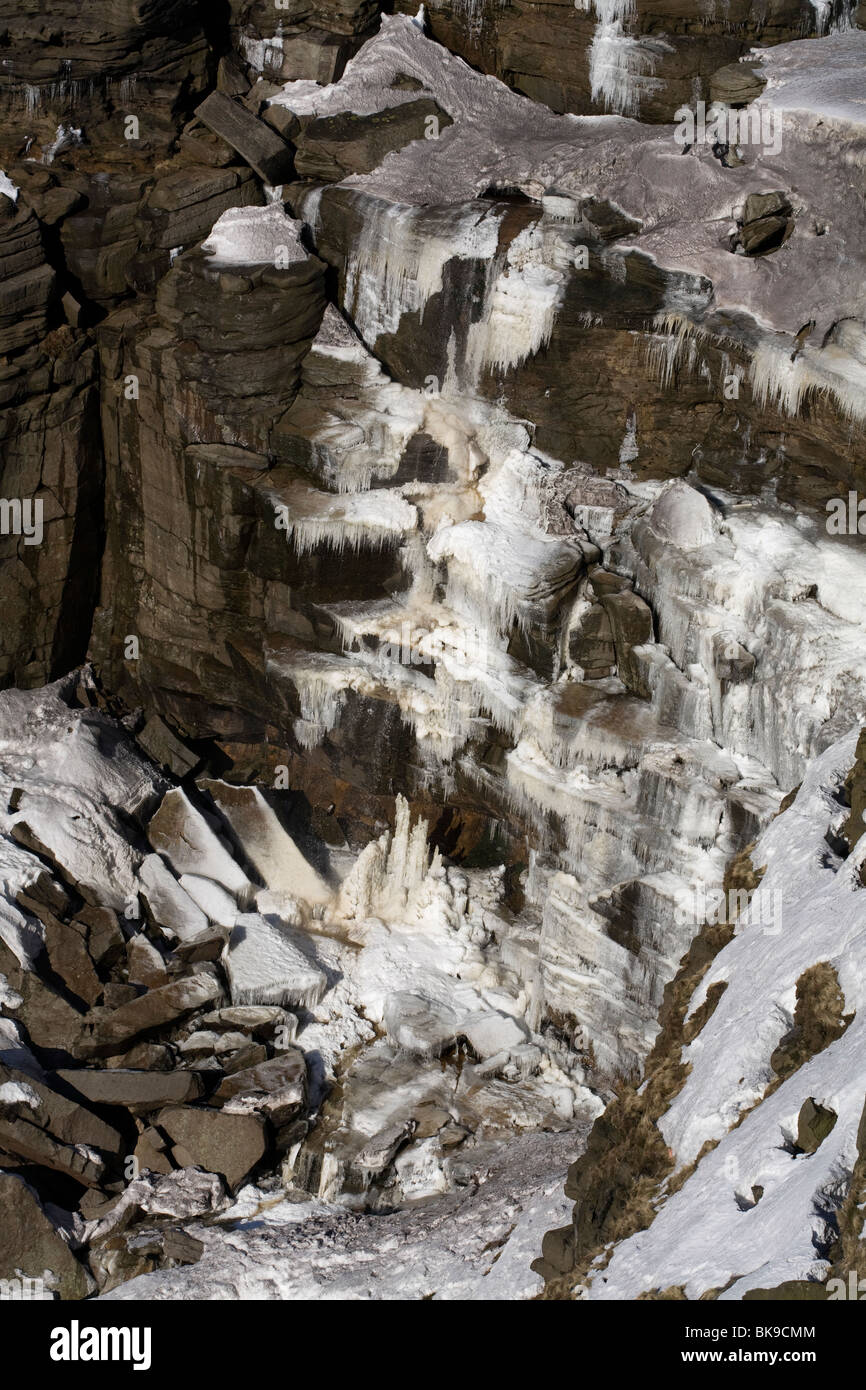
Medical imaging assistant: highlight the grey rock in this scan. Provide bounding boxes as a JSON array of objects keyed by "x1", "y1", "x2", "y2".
[
  {"x1": 155, "y1": 1105, "x2": 267, "y2": 1190},
  {"x1": 55, "y1": 1068, "x2": 205, "y2": 1114},
  {"x1": 137, "y1": 715, "x2": 201, "y2": 779},
  {"x1": 195, "y1": 91, "x2": 295, "y2": 184}
]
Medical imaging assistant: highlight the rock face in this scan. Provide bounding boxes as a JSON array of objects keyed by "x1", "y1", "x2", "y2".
[
  {"x1": 1, "y1": 0, "x2": 865, "y2": 1309},
  {"x1": 82, "y1": 23, "x2": 866, "y2": 1090},
  {"x1": 0, "y1": 0, "x2": 210, "y2": 131},
  {"x1": 392, "y1": 0, "x2": 830, "y2": 120},
  {"x1": 0, "y1": 200, "x2": 101, "y2": 688},
  {"x1": 227, "y1": 0, "x2": 381, "y2": 88}
]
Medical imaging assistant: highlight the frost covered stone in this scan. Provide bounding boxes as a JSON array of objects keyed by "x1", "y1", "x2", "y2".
[
  {"x1": 224, "y1": 914, "x2": 327, "y2": 1009},
  {"x1": 647, "y1": 481, "x2": 715, "y2": 549},
  {"x1": 201, "y1": 204, "x2": 309, "y2": 266}
]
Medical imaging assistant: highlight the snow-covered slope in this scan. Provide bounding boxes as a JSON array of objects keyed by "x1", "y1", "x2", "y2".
[{"x1": 582, "y1": 729, "x2": 866, "y2": 1299}]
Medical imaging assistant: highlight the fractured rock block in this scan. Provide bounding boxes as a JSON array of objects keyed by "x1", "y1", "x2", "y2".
[
  {"x1": 148, "y1": 788, "x2": 253, "y2": 902},
  {"x1": 85, "y1": 972, "x2": 224, "y2": 1053},
  {"x1": 224, "y1": 914, "x2": 327, "y2": 1009},
  {"x1": 0, "y1": 1113, "x2": 108, "y2": 1187},
  {"x1": 138, "y1": 854, "x2": 210, "y2": 944},
  {"x1": 294, "y1": 99, "x2": 453, "y2": 182},
  {"x1": 195, "y1": 91, "x2": 295, "y2": 184},
  {"x1": 126, "y1": 933, "x2": 170, "y2": 989},
  {"x1": 137, "y1": 715, "x2": 201, "y2": 779},
  {"x1": 136, "y1": 164, "x2": 262, "y2": 250},
  {"x1": 599, "y1": 588, "x2": 654, "y2": 697},
  {"x1": 214, "y1": 1048, "x2": 307, "y2": 1125},
  {"x1": 156, "y1": 1104, "x2": 267, "y2": 1189},
  {"x1": 0, "y1": 1062, "x2": 124, "y2": 1156},
  {"x1": 199, "y1": 779, "x2": 331, "y2": 905}
]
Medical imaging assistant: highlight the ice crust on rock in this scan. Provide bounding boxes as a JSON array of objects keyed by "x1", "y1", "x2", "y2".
[
  {"x1": 147, "y1": 788, "x2": 253, "y2": 904},
  {"x1": 280, "y1": 19, "x2": 866, "y2": 426},
  {"x1": 201, "y1": 204, "x2": 309, "y2": 267},
  {"x1": 647, "y1": 480, "x2": 716, "y2": 549},
  {"x1": 0, "y1": 679, "x2": 162, "y2": 925},
  {"x1": 224, "y1": 914, "x2": 328, "y2": 1009}
]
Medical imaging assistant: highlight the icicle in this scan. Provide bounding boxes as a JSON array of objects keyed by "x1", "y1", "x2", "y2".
[
  {"x1": 342, "y1": 195, "x2": 501, "y2": 347},
  {"x1": 335, "y1": 794, "x2": 437, "y2": 921},
  {"x1": 464, "y1": 221, "x2": 566, "y2": 386},
  {"x1": 588, "y1": 20, "x2": 666, "y2": 117}
]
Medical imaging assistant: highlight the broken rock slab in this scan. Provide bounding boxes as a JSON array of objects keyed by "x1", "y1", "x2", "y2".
[
  {"x1": 137, "y1": 714, "x2": 201, "y2": 779},
  {"x1": 85, "y1": 972, "x2": 224, "y2": 1054},
  {"x1": 198, "y1": 1005, "x2": 293, "y2": 1039},
  {"x1": 353, "y1": 1118, "x2": 416, "y2": 1176},
  {"x1": 195, "y1": 90, "x2": 295, "y2": 184},
  {"x1": 0, "y1": 1062, "x2": 125, "y2": 1155},
  {"x1": 155, "y1": 1105, "x2": 267, "y2": 1190},
  {"x1": 0, "y1": 1113, "x2": 108, "y2": 1187},
  {"x1": 20, "y1": 900, "x2": 102, "y2": 1008},
  {"x1": 73, "y1": 904, "x2": 126, "y2": 970},
  {"x1": 126, "y1": 933, "x2": 169, "y2": 989},
  {"x1": 293, "y1": 99, "x2": 454, "y2": 182},
  {"x1": 148, "y1": 788, "x2": 253, "y2": 902},
  {"x1": 214, "y1": 1049, "x2": 307, "y2": 1125},
  {"x1": 56, "y1": 1068, "x2": 205, "y2": 1115},
  {"x1": 138, "y1": 853, "x2": 210, "y2": 944},
  {"x1": 199, "y1": 779, "x2": 331, "y2": 905}
]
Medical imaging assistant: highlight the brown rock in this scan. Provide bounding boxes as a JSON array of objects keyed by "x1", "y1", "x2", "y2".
[
  {"x1": 105, "y1": 1043, "x2": 175, "y2": 1071},
  {"x1": 156, "y1": 1104, "x2": 267, "y2": 1189},
  {"x1": 87, "y1": 973, "x2": 225, "y2": 1053},
  {"x1": 126, "y1": 934, "x2": 169, "y2": 989},
  {"x1": 55, "y1": 1068, "x2": 205, "y2": 1114},
  {"x1": 133, "y1": 1126, "x2": 174, "y2": 1177},
  {"x1": 599, "y1": 588, "x2": 654, "y2": 696},
  {"x1": 73, "y1": 905, "x2": 125, "y2": 969},
  {"x1": 0, "y1": 1114, "x2": 107, "y2": 1187},
  {"x1": 137, "y1": 714, "x2": 201, "y2": 779},
  {"x1": 0, "y1": 1062, "x2": 124, "y2": 1155},
  {"x1": 0, "y1": 1172, "x2": 93, "y2": 1300},
  {"x1": 214, "y1": 1049, "x2": 307, "y2": 1127},
  {"x1": 39, "y1": 907, "x2": 102, "y2": 1007},
  {"x1": 294, "y1": 99, "x2": 453, "y2": 182},
  {"x1": 195, "y1": 91, "x2": 295, "y2": 184}
]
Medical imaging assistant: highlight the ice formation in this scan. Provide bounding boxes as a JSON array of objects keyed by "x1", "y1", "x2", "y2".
[
  {"x1": 587, "y1": 0, "x2": 670, "y2": 117},
  {"x1": 224, "y1": 914, "x2": 328, "y2": 1009}
]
